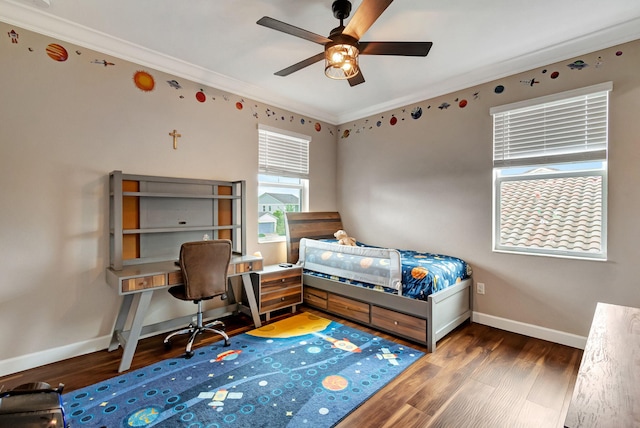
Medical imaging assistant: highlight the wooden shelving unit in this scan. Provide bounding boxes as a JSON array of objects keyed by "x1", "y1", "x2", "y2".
[{"x1": 109, "y1": 170, "x2": 246, "y2": 270}]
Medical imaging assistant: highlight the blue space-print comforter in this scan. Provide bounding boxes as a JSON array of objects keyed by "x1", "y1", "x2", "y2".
[{"x1": 304, "y1": 240, "x2": 472, "y2": 301}]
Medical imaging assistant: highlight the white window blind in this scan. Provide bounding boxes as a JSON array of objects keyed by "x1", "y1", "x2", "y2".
[
  {"x1": 258, "y1": 125, "x2": 310, "y2": 179},
  {"x1": 491, "y1": 82, "x2": 612, "y2": 167}
]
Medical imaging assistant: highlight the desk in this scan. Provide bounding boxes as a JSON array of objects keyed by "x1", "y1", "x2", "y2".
[
  {"x1": 106, "y1": 254, "x2": 263, "y2": 372},
  {"x1": 564, "y1": 302, "x2": 640, "y2": 427}
]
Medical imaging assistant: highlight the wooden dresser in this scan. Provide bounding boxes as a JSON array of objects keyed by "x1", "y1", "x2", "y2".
[{"x1": 564, "y1": 302, "x2": 640, "y2": 427}]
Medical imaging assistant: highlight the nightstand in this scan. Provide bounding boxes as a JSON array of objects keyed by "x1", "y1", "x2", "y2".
[{"x1": 250, "y1": 264, "x2": 303, "y2": 321}]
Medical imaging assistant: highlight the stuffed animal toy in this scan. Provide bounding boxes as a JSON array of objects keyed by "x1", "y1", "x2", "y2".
[{"x1": 334, "y1": 229, "x2": 356, "y2": 246}]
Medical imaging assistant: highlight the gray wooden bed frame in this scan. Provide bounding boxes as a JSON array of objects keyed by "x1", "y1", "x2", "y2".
[{"x1": 285, "y1": 212, "x2": 472, "y2": 352}]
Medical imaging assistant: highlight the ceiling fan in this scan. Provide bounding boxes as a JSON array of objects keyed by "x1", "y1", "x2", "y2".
[{"x1": 257, "y1": 0, "x2": 433, "y2": 87}]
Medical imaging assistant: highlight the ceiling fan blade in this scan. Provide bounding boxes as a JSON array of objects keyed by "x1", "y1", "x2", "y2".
[
  {"x1": 359, "y1": 41, "x2": 433, "y2": 56},
  {"x1": 343, "y1": 0, "x2": 394, "y2": 40},
  {"x1": 257, "y1": 16, "x2": 332, "y2": 45},
  {"x1": 348, "y1": 71, "x2": 365, "y2": 87},
  {"x1": 274, "y1": 52, "x2": 325, "y2": 76}
]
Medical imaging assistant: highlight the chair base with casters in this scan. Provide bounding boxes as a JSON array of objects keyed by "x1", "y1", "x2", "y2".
[
  {"x1": 163, "y1": 298, "x2": 231, "y2": 358},
  {"x1": 164, "y1": 240, "x2": 233, "y2": 358}
]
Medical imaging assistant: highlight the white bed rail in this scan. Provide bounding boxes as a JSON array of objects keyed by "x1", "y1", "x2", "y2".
[{"x1": 298, "y1": 238, "x2": 403, "y2": 293}]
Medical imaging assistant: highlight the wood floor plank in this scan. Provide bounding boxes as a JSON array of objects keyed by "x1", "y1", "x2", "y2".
[
  {"x1": 527, "y1": 343, "x2": 582, "y2": 411},
  {"x1": 471, "y1": 331, "x2": 530, "y2": 387},
  {"x1": 518, "y1": 399, "x2": 563, "y2": 428},
  {"x1": 379, "y1": 403, "x2": 429, "y2": 428},
  {"x1": 426, "y1": 378, "x2": 496, "y2": 427}
]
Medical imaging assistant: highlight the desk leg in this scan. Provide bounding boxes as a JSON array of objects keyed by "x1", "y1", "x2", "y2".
[
  {"x1": 241, "y1": 273, "x2": 261, "y2": 328},
  {"x1": 118, "y1": 290, "x2": 154, "y2": 372},
  {"x1": 109, "y1": 294, "x2": 133, "y2": 352}
]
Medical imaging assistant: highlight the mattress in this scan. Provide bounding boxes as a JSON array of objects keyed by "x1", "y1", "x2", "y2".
[{"x1": 300, "y1": 239, "x2": 471, "y2": 301}]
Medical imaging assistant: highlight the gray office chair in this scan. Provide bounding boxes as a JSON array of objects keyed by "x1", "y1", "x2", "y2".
[{"x1": 164, "y1": 240, "x2": 232, "y2": 357}]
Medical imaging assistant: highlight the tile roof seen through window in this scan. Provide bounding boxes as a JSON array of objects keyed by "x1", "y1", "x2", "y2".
[{"x1": 499, "y1": 175, "x2": 602, "y2": 253}]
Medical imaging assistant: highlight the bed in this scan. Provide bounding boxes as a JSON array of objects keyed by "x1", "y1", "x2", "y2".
[{"x1": 285, "y1": 212, "x2": 473, "y2": 352}]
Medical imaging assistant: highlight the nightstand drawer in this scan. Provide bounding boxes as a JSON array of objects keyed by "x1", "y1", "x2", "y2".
[
  {"x1": 260, "y1": 286, "x2": 303, "y2": 313},
  {"x1": 261, "y1": 271, "x2": 302, "y2": 293}
]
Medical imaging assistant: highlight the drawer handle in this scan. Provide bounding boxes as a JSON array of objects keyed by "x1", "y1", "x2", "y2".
[
  {"x1": 394, "y1": 321, "x2": 399, "y2": 325},
  {"x1": 281, "y1": 297, "x2": 285, "y2": 301},
  {"x1": 281, "y1": 278, "x2": 285, "y2": 282}
]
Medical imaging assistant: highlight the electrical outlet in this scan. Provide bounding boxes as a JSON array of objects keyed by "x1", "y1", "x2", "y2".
[{"x1": 477, "y1": 282, "x2": 485, "y2": 294}]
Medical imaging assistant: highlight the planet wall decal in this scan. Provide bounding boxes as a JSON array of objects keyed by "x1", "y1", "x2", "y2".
[
  {"x1": 195, "y1": 91, "x2": 206, "y2": 102},
  {"x1": 494, "y1": 85, "x2": 505, "y2": 94},
  {"x1": 314, "y1": 122, "x2": 321, "y2": 132},
  {"x1": 235, "y1": 101, "x2": 243, "y2": 110},
  {"x1": 46, "y1": 43, "x2": 68, "y2": 62},
  {"x1": 410, "y1": 107, "x2": 423, "y2": 120},
  {"x1": 390, "y1": 116, "x2": 398, "y2": 126},
  {"x1": 458, "y1": 99, "x2": 468, "y2": 108},
  {"x1": 133, "y1": 70, "x2": 155, "y2": 92}
]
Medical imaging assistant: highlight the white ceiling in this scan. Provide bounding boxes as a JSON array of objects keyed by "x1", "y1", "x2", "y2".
[{"x1": 3, "y1": 0, "x2": 640, "y2": 124}]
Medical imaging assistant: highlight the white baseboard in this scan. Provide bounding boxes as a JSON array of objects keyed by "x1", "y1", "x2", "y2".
[
  {"x1": 472, "y1": 311, "x2": 587, "y2": 350},
  {"x1": 0, "y1": 335, "x2": 112, "y2": 378}
]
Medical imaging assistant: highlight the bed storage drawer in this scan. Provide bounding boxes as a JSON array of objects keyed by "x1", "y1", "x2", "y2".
[
  {"x1": 304, "y1": 287, "x2": 328, "y2": 309},
  {"x1": 372, "y1": 305, "x2": 426, "y2": 343},
  {"x1": 329, "y1": 294, "x2": 370, "y2": 324}
]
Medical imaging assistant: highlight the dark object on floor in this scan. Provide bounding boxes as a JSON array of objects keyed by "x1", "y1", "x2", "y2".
[{"x1": 0, "y1": 381, "x2": 68, "y2": 427}]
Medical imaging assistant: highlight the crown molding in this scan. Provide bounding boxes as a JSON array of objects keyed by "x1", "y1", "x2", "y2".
[
  {"x1": 3, "y1": 0, "x2": 639, "y2": 125},
  {"x1": 336, "y1": 16, "x2": 640, "y2": 124}
]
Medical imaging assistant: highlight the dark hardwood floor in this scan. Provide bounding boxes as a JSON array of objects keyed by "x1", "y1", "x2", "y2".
[{"x1": 0, "y1": 307, "x2": 582, "y2": 427}]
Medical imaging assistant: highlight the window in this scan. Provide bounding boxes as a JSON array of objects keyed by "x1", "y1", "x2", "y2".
[
  {"x1": 491, "y1": 82, "x2": 611, "y2": 260},
  {"x1": 258, "y1": 125, "x2": 310, "y2": 242}
]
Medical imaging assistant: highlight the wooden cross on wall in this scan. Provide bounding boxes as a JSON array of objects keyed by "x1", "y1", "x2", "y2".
[{"x1": 169, "y1": 129, "x2": 182, "y2": 149}]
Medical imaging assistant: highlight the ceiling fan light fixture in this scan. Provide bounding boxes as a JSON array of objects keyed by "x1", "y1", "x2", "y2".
[{"x1": 324, "y1": 43, "x2": 359, "y2": 80}]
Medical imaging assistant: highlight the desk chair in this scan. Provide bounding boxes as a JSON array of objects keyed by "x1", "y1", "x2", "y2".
[{"x1": 164, "y1": 240, "x2": 232, "y2": 358}]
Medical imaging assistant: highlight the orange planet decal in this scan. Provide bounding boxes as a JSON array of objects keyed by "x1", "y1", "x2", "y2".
[
  {"x1": 459, "y1": 99, "x2": 468, "y2": 108},
  {"x1": 195, "y1": 91, "x2": 206, "y2": 102},
  {"x1": 314, "y1": 122, "x2": 321, "y2": 132},
  {"x1": 133, "y1": 70, "x2": 155, "y2": 92},
  {"x1": 46, "y1": 44, "x2": 68, "y2": 62},
  {"x1": 235, "y1": 101, "x2": 243, "y2": 110},
  {"x1": 411, "y1": 266, "x2": 429, "y2": 280}
]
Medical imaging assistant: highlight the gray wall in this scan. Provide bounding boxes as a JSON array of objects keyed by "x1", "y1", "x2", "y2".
[
  {"x1": 336, "y1": 39, "x2": 640, "y2": 339},
  {"x1": 0, "y1": 23, "x2": 337, "y2": 373}
]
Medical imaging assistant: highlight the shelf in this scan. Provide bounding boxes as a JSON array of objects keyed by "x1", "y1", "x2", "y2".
[
  {"x1": 109, "y1": 170, "x2": 246, "y2": 270},
  {"x1": 120, "y1": 225, "x2": 241, "y2": 234},
  {"x1": 121, "y1": 191, "x2": 241, "y2": 200}
]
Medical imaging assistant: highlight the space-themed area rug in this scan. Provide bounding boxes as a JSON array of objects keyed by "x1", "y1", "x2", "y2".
[{"x1": 62, "y1": 312, "x2": 424, "y2": 427}]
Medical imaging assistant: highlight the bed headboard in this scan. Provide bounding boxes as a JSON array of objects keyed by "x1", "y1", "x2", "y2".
[{"x1": 284, "y1": 212, "x2": 343, "y2": 264}]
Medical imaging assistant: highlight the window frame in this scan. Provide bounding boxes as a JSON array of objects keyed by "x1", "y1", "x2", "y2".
[
  {"x1": 490, "y1": 83, "x2": 611, "y2": 260},
  {"x1": 493, "y1": 164, "x2": 607, "y2": 260},
  {"x1": 257, "y1": 125, "x2": 310, "y2": 243}
]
